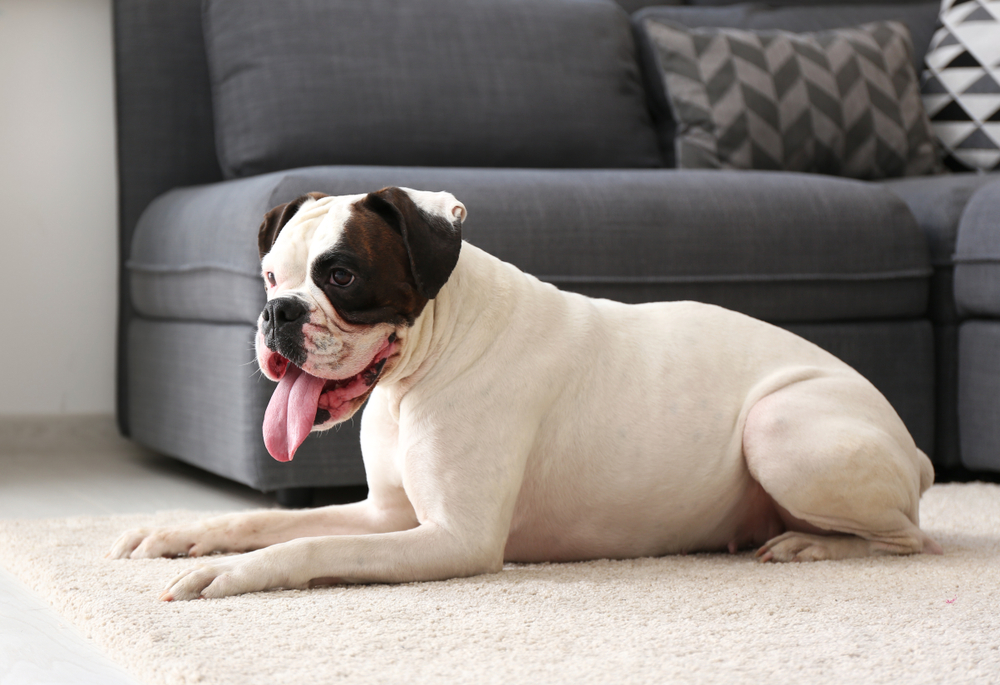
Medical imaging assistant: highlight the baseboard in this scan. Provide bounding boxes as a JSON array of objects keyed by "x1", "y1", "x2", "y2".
[{"x1": 0, "y1": 414, "x2": 143, "y2": 455}]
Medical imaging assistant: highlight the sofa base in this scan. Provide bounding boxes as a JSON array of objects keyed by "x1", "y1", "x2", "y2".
[
  {"x1": 275, "y1": 488, "x2": 315, "y2": 509},
  {"x1": 959, "y1": 321, "x2": 1000, "y2": 472},
  {"x1": 127, "y1": 318, "x2": 366, "y2": 491},
  {"x1": 127, "y1": 316, "x2": 936, "y2": 491},
  {"x1": 785, "y1": 319, "x2": 934, "y2": 457}
]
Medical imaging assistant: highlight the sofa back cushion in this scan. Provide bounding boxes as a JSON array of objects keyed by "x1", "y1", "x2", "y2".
[{"x1": 202, "y1": 0, "x2": 662, "y2": 178}]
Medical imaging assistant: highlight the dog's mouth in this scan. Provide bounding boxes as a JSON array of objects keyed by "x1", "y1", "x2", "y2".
[{"x1": 261, "y1": 337, "x2": 397, "y2": 462}]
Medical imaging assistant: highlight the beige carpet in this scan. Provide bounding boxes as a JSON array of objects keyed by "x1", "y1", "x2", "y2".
[{"x1": 1, "y1": 483, "x2": 999, "y2": 685}]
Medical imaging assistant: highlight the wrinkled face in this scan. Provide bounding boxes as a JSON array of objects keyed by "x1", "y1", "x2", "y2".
[{"x1": 255, "y1": 186, "x2": 466, "y2": 462}]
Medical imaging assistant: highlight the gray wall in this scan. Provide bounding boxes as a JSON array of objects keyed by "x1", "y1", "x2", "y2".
[{"x1": 0, "y1": 0, "x2": 117, "y2": 415}]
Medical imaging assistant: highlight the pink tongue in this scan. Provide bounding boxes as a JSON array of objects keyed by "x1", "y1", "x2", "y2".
[{"x1": 263, "y1": 364, "x2": 327, "y2": 462}]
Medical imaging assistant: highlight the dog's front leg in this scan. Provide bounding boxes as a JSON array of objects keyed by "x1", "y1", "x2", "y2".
[
  {"x1": 160, "y1": 522, "x2": 501, "y2": 600},
  {"x1": 159, "y1": 380, "x2": 532, "y2": 600},
  {"x1": 108, "y1": 500, "x2": 417, "y2": 559},
  {"x1": 161, "y1": 433, "x2": 523, "y2": 599}
]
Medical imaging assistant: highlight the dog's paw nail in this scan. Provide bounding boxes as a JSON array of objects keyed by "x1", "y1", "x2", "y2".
[{"x1": 160, "y1": 593, "x2": 174, "y2": 602}]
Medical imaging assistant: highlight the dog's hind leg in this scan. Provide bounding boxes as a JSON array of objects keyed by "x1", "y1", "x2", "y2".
[{"x1": 742, "y1": 373, "x2": 942, "y2": 562}]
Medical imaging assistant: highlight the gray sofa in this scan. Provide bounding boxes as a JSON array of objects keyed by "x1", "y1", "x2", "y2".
[{"x1": 114, "y1": 0, "x2": 1000, "y2": 504}]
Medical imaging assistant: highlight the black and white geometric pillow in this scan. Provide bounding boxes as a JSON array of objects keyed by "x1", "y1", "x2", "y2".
[
  {"x1": 640, "y1": 19, "x2": 939, "y2": 179},
  {"x1": 922, "y1": 0, "x2": 1000, "y2": 172}
]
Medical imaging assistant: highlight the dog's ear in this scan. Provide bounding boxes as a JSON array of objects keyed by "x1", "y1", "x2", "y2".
[
  {"x1": 361, "y1": 187, "x2": 464, "y2": 299},
  {"x1": 258, "y1": 192, "x2": 329, "y2": 260}
]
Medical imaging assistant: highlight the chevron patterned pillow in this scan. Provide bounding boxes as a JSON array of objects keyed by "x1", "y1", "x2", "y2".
[
  {"x1": 640, "y1": 19, "x2": 940, "y2": 179},
  {"x1": 922, "y1": 0, "x2": 1000, "y2": 172}
]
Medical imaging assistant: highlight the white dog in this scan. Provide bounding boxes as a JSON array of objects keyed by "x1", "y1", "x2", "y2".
[{"x1": 110, "y1": 187, "x2": 942, "y2": 600}]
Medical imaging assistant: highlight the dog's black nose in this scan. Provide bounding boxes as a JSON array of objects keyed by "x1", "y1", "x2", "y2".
[{"x1": 262, "y1": 298, "x2": 308, "y2": 336}]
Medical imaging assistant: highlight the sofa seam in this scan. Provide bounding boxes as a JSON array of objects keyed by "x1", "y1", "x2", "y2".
[
  {"x1": 126, "y1": 260, "x2": 262, "y2": 277},
  {"x1": 952, "y1": 255, "x2": 1000, "y2": 264},
  {"x1": 531, "y1": 269, "x2": 932, "y2": 284},
  {"x1": 127, "y1": 264, "x2": 934, "y2": 283}
]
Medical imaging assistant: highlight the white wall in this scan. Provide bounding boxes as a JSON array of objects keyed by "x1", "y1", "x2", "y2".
[{"x1": 0, "y1": 0, "x2": 117, "y2": 415}]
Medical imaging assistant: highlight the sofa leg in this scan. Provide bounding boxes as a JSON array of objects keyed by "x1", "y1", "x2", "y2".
[{"x1": 275, "y1": 487, "x2": 314, "y2": 509}]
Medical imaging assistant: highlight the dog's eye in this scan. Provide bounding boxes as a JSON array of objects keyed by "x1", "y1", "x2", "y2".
[
  {"x1": 266, "y1": 272, "x2": 277, "y2": 288},
  {"x1": 330, "y1": 269, "x2": 355, "y2": 287}
]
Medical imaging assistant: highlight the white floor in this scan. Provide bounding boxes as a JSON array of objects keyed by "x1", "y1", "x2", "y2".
[{"x1": 0, "y1": 415, "x2": 364, "y2": 685}]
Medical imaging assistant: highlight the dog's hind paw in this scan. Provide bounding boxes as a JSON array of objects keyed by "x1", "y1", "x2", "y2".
[{"x1": 755, "y1": 532, "x2": 872, "y2": 562}]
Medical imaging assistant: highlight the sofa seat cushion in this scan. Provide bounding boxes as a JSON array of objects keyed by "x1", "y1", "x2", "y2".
[
  {"x1": 128, "y1": 166, "x2": 930, "y2": 325},
  {"x1": 954, "y1": 179, "x2": 1000, "y2": 317},
  {"x1": 958, "y1": 320, "x2": 1000, "y2": 471},
  {"x1": 202, "y1": 0, "x2": 661, "y2": 178}
]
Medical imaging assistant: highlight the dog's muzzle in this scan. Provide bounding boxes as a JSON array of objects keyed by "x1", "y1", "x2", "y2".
[{"x1": 261, "y1": 297, "x2": 309, "y2": 366}]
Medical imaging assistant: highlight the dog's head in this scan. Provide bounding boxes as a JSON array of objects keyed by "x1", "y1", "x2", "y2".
[{"x1": 255, "y1": 187, "x2": 466, "y2": 461}]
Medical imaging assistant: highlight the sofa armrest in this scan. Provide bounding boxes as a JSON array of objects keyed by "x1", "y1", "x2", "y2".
[{"x1": 114, "y1": 0, "x2": 224, "y2": 433}]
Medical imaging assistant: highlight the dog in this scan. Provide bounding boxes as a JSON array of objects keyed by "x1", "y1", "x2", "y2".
[{"x1": 109, "y1": 187, "x2": 942, "y2": 600}]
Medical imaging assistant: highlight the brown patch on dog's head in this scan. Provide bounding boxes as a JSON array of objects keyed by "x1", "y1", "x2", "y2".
[
  {"x1": 258, "y1": 192, "x2": 330, "y2": 260},
  {"x1": 308, "y1": 187, "x2": 463, "y2": 326},
  {"x1": 361, "y1": 187, "x2": 463, "y2": 300}
]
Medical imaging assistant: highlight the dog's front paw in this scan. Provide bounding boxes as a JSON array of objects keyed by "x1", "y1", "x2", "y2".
[
  {"x1": 107, "y1": 524, "x2": 215, "y2": 560},
  {"x1": 161, "y1": 549, "x2": 296, "y2": 601}
]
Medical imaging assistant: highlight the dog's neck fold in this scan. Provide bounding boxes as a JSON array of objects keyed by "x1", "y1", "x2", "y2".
[{"x1": 378, "y1": 243, "x2": 521, "y2": 409}]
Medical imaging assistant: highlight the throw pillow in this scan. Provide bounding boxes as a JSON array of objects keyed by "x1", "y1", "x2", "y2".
[
  {"x1": 921, "y1": 0, "x2": 1000, "y2": 172},
  {"x1": 688, "y1": 0, "x2": 932, "y2": 6},
  {"x1": 638, "y1": 19, "x2": 940, "y2": 179}
]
